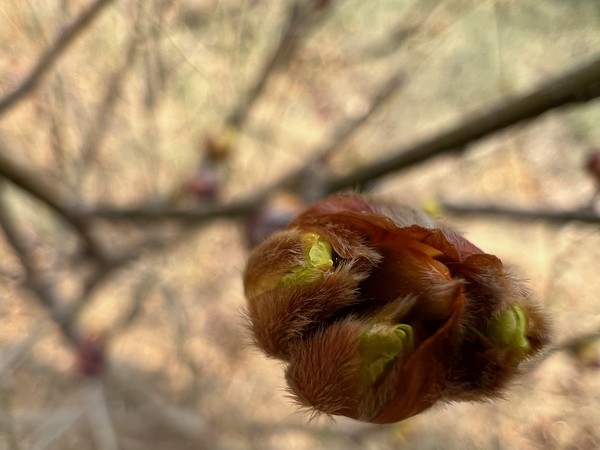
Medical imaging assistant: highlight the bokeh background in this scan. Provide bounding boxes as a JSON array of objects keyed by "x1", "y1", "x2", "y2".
[{"x1": 1, "y1": 0, "x2": 600, "y2": 449}]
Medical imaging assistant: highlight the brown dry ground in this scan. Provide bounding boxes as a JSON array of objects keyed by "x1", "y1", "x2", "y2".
[{"x1": 0, "y1": 1, "x2": 599, "y2": 449}]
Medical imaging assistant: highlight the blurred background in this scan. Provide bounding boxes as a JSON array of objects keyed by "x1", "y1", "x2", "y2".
[{"x1": 0, "y1": 0, "x2": 599, "y2": 448}]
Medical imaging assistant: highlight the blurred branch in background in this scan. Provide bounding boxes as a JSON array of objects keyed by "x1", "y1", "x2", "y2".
[
  {"x1": 0, "y1": 183, "x2": 79, "y2": 346},
  {"x1": 75, "y1": 4, "x2": 145, "y2": 188},
  {"x1": 325, "y1": 54, "x2": 600, "y2": 192},
  {"x1": 0, "y1": 0, "x2": 114, "y2": 116},
  {"x1": 71, "y1": 54, "x2": 600, "y2": 224},
  {"x1": 0, "y1": 144, "x2": 108, "y2": 262},
  {"x1": 440, "y1": 201, "x2": 600, "y2": 225},
  {"x1": 225, "y1": 0, "x2": 333, "y2": 131}
]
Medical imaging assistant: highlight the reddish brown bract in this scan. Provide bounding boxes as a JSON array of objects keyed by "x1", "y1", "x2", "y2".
[{"x1": 243, "y1": 194, "x2": 552, "y2": 423}]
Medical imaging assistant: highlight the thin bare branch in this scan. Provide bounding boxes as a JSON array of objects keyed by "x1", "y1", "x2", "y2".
[
  {"x1": 107, "y1": 363, "x2": 209, "y2": 441},
  {"x1": 226, "y1": 0, "x2": 331, "y2": 130},
  {"x1": 76, "y1": 4, "x2": 144, "y2": 187},
  {"x1": 276, "y1": 72, "x2": 407, "y2": 201},
  {"x1": 80, "y1": 55, "x2": 600, "y2": 225},
  {"x1": 81, "y1": 379, "x2": 119, "y2": 450},
  {"x1": 355, "y1": 0, "x2": 443, "y2": 62},
  {"x1": 73, "y1": 73, "x2": 405, "y2": 222},
  {"x1": 0, "y1": 326, "x2": 46, "y2": 380},
  {"x1": 0, "y1": 0, "x2": 114, "y2": 116},
  {"x1": 0, "y1": 186, "x2": 79, "y2": 346},
  {"x1": 80, "y1": 193, "x2": 264, "y2": 223},
  {"x1": 525, "y1": 326, "x2": 600, "y2": 372},
  {"x1": 555, "y1": 328, "x2": 600, "y2": 354},
  {"x1": 29, "y1": 408, "x2": 84, "y2": 450},
  {"x1": 324, "y1": 54, "x2": 600, "y2": 193},
  {"x1": 314, "y1": 73, "x2": 406, "y2": 163},
  {"x1": 440, "y1": 201, "x2": 600, "y2": 225},
  {"x1": 0, "y1": 146, "x2": 107, "y2": 261}
]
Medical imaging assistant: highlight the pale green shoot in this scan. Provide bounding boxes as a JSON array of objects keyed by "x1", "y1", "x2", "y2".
[
  {"x1": 358, "y1": 324, "x2": 414, "y2": 390},
  {"x1": 279, "y1": 233, "x2": 333, "y2": 286},
  {"x1": 485, "y1": 305, "x2": 531, "y2": 357}
]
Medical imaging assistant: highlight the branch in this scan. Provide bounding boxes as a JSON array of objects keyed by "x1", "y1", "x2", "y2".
[
  {"x1": 80, "y1": 193, "x2": 265, "y2": 223},
  {"x1": 76, "y1": 10, "x2": 143, "y2": 184},
  {"x1": 440, "y1": 201, "x2": 600, "y2": 225},
  {"x1": 324, "y1": 54, "x2": 600, "y2": 193},
  {"x1": 0, "y1": 146, "x2": 107, "y2": 261},
  {"x1": 81, "y1": 379, "x2": 118, "y2": 450},
  {"x1": 225, "y1": 0, "x2": 330, "y2": 130},
  {"x1": 0, "y1": 326, "x2": 46, "y2": 379},
  {"x1": 526, "y1": 326, "x2": 600, "y2": 371},
  {"x1": 0, "y1": 0, "x2": 114, "y2": 116},
  {"x1": 0, "y1": 186, "x2": 79, "y2": 346},
  {"x1": 28, "y1": 409, "x2": 84, "y2": 450},
  {"x1": 554, "y1": 328, "x2": 600, "y2": 355},
  {"x1": 107, "y1": 362, "x2": 208, "y2": 441},
  {"x1": 275, "y1": 72, "x2": 407, "y2": 201},
  {"x1": 80, "y1": 55, "x2": 600, "y2": 225},
  {"x1": 310, "y1": 73, "x2": 406, "y2": 163},
  {"x1": 79, "y1": 73, "x2": 406, "y2": 222},
  {"x1": 354, "y1": 0, "x2": 443, "y2": 62}
]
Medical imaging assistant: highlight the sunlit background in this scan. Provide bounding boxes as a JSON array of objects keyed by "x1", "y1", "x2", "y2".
[{"x1": 0, "y1": 1, "x2": 599, "y2": 449}]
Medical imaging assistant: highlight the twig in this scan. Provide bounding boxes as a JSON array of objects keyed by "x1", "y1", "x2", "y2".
[
  {"x1": 76, "y1": 4, "x2": 144, "y2": 188},
  {"x1": 160, "y1": 284, "x2": 203, "y2": 399},
  {"x1": 277, "y1": 72, "x2": 407, "y2": 201},
  {"x1": 79, "y1": 231, "x2": 172, "y2": 299},
  {"x1": 78, "y1": 73, "x2": 405, "y2": 221},
  {"x1": 226, "y1": 0, "x2": 330, "y2": 130},
  {"x1": 0, "y1": 390, "x2": 21, "y2": 450},
  {"x1": 29, "y1": 408, "x2": 84, "y2": 450},
  {"x1": 81, "y1": 193, "x2": 264, "y2": 222},
  {"x1": 355, "y1": 0, "x2": 443, "y2": 62},
  {"x1": 81, "y1": 55, "x2": 600, "y2": 224},
  {"x1": 323, "y1": 54, "x2": 600, "y2": 193},
  {"x1": 0, "y1": 146, "x2": 108, "y2": 262},
  {"x1": 45, "y1": 76, "x2": 72, "y2": 174},
  {"x1": 0, "y1": 186, "x2": 79, "y2": 346},
  {"x1": 0, "y1": 326, "x2": 46, "y2": 380},
  {"x1": 81, "y1": 379, "x2": 119, "y2": 450},
  {"x1": 140, "y1": 1, "x2": 168, "y2": 111},
  {"x1": 106, "y1": 362, "x2": 209, "y2": 441},
  {"x1": 440, "y1": 202, "x2": 600, "y2": 225},
  {"x1": 313, "y1": 73, "x2": 406, "y2": 164},
  {"x1": 0, "y1": 0, "x2": 114, "y2": 116},
  {"x1": 554, "y1": 328, "x2": 600, "y2": 355},
  {"x1": 526, "y1": 326, "x2": 600, "y2": 371}
]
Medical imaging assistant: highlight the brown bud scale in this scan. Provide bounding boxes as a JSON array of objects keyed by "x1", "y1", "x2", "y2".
[{"x1": 244, "y1": 194, "x2": 552, "y2": 423}]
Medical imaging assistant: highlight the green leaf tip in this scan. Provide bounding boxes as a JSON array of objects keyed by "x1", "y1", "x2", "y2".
[
  {"x1": 279, "y1": 233, "x2": 333, "y2": 286},
  {"x1": 486, "y1": 305, "x2": 531, "y2": 356},
  {"x1": 358, "y1": 324, "x2": 414, "y2": 389},
  {"x1": 306, "y1": 233, "x2": 334, "y2": 272}
]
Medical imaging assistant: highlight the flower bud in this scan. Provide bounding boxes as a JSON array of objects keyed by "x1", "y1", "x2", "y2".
[{"x1": 243, "y1": 194, "x2": 552, "y2": 423}]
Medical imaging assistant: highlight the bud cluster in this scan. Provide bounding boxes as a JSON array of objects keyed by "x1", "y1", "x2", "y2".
[{"x1": 244, "y1": 195, "x2": 552, "y2": 423}]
